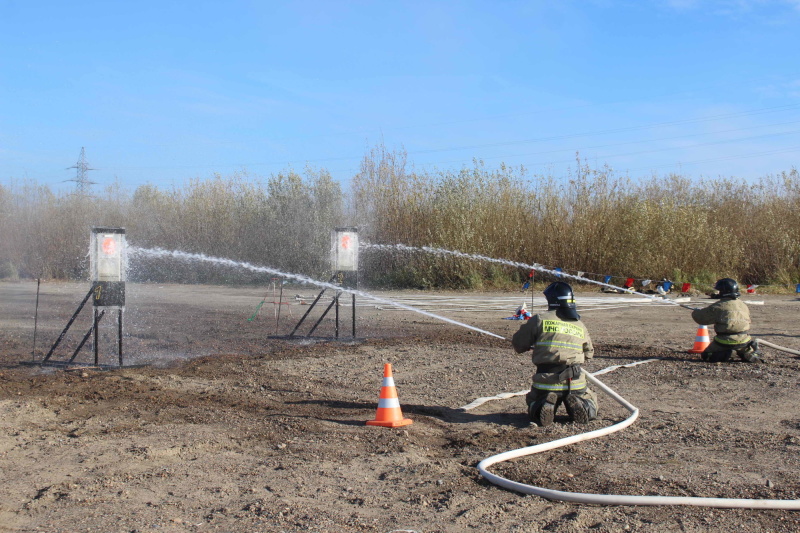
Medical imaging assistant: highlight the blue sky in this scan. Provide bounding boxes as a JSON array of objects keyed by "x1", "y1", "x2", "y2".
[{"x1": 1, "y1": 0, "x2": 799, "y2": 192}]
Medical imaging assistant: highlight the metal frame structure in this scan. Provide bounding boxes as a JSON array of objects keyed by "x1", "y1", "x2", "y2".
[
  {"x1": 31, "y1": 283, "x2": 124, "y2": 368},
  {"x1": 28, "y1": 227, "x2": 127, "y2": 369},
  {"x1": 269, "y1": 227, "x2": 360, "y2": 340},
  {"x1": 270, "y1": 272, "x2": 358, "y2": 340}
]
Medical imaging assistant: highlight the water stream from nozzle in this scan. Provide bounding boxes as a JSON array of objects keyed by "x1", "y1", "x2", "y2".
[
  {"x1": 128, "y1": 246, "x2": 506, "y2": 340},
  {"x1": 364, "y1": 242, "x2": 684, "y2": 308}
]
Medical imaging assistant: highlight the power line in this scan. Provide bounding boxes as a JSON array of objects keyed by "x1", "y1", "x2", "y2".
[
  {"x1": 408, "y1": 120, "x2": 800, "y2": 168},
  {"x1": 624, "y1": 145, "x2": 800, "y2": 173},
  {"x1": 322, "y1": 144, "x2": 800, "y2": 179},
  {"x1": 406, "y1": 103, "x2": 800, "y2": 155},
  {"x1": 9, "y1": 104, "x2": 797, "y2": 188},
  {"x1": 100, "y1": 103, "x2": 800, "y2": 173}
]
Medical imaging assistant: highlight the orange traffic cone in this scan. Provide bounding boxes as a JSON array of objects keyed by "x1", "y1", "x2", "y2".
[
  {"x1": 688, "y1": 325, "x2": 711, "y2": 354},
  {"x1": 366, "y1": 363, "x2": 412, "y2": 428}
]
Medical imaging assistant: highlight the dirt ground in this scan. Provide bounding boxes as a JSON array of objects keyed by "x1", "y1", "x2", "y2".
[{"x1": 1, "y1": 280, "x2": 799, "y2": 533}]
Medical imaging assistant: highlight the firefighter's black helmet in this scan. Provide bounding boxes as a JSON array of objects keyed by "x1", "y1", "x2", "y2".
[
  {"x1": 714, "y1": 278, "x2": 740, "y2": 299},
  {"x1": 543, "y1": 281, "x2": 580, "y2": 320}
]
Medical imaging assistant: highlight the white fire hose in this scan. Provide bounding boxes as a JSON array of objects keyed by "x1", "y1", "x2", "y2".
[
  {"x1": 757, "y1": 338, "x2": 800, "y2": 356},
  {"x1": 476, "y1": 369, "x2": 800, "y2": 509}
]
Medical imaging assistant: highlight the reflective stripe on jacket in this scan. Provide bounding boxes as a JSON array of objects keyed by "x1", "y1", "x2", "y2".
[
  {"x1": 532, "y1": 370, "x2": 587, "y2": 391},
  {"x1": 714, "y1": 334, "x2": 752, "y2": 345},
  {"x1": 512, "y1": 309, "x2": 594, "y2": 366}
]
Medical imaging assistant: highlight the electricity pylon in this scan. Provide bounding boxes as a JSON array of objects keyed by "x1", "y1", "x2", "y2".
[{"x1": 66, "y1": 147, "x2": 96, "y2": 194}]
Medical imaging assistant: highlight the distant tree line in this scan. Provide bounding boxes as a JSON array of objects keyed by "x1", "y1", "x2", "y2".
[{"x1": 1, "y1": 146, "x2": 799, "y2": 289}]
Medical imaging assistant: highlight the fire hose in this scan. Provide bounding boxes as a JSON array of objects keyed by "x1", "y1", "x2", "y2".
[{"x1": 476, "y1": 368, "x2": 800, "y2": 509}]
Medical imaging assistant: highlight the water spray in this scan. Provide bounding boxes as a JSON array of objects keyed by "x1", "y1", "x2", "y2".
[
  {"x1": 364, "y1": 243, "x2": 684, "y2": 307},
  {"x1": 124, "y1": 240, "x2": 799, "y2": 508},
  {"x1": 365, "y1": 243, "x2": 800, "y2": 355},
  {"x1": 128, "y1": 246, "x2": 505, "y2": 341}
]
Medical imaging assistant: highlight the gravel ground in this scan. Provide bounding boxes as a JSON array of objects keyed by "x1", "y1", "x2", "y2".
[{"x1": 1, "y1": 281, "x2": 799, "y2": 532}]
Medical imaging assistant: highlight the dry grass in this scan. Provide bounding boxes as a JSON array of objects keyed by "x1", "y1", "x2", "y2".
[{"x1": 1, "y1": 148, "x2": 798, "y2": 289}]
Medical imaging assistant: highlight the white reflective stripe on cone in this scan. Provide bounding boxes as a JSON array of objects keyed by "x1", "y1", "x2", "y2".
[{"x1": 377, "y1": 398, "x2": 401, "y2": 409}]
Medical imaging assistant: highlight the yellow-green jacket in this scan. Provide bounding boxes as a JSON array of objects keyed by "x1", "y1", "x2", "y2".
[
  {"x1": 691, "y1": 298, "x2": 751, "y2": 345},
  {"x1": 512, "y1": 310, "x2": 594, "y2": 366}
]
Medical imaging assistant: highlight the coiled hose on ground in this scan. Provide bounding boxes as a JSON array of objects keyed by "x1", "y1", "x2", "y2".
[{"x1": 475, "y1": 345, "x2": 800, "y2": 510}]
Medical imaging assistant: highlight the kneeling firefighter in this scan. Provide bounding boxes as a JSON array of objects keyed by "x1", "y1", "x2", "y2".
[
  {"x1": 691, "y1": 278, "x2": 762, "y2": 363},
  {"x1": 511, "y1": 282, "x2": 598, "y2": 426}
]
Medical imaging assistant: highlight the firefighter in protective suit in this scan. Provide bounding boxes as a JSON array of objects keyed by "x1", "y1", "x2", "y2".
[
  {"x1": 512, "y1": 282, "x2": 598, "y2": 426},
  {"x1": 691, "y1": 278, "x2": 762, "y2": 363}
]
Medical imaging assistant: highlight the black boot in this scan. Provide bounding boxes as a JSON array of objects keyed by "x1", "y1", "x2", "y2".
[
  {"x1": 742, "y1": 351, "x2": 763, "y2": 363},
  {"x1": 564, "y1": 394, "x2": 590, "y2": 424},
  {"x1": 529, "y1": 392, "x2": 558, "y2": 427},
  {"x1": 742, "y1": 340, "x2": 763, "y2": 363}
]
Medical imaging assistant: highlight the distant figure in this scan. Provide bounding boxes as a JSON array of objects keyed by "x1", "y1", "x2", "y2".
[
  {"x1": 514, "y1": 303, "x2": 532, "y2": 320},
  {"x1": 691, "y1": 278, "x2": 762, "y2": 363},
  {"x1": 640, "y1": 278, "x2": 673, "y2": 296},
  {"x1": 656, "y1": 278, "x2": 673, "y2": 296},
  {"x1": 511, "y1": 282, "x2": 598, "y2": 426}
]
